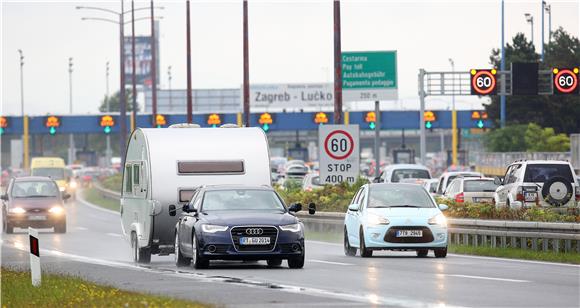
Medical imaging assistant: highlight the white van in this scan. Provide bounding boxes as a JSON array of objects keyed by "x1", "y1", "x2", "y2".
[{"x1": 120, "y1": 125, "x2": 271, "y2": 263}]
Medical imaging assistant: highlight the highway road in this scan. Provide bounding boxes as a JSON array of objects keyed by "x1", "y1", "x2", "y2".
[{"x1": 2, "y1": 196, "x2": 579, "y2": 307}]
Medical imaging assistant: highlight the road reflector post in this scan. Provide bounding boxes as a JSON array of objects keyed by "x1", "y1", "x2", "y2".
[{"x1": 29, "y1": 227, "x2": 41, "y2": 287}]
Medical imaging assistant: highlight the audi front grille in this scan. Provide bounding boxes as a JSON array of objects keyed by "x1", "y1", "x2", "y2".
[{"x1": 230, "y1": 226, "x2": 278, "y2": 252}]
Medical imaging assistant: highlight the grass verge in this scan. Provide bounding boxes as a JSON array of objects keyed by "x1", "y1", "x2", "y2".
[
  {"x1": 449, "y1": 244, "x2": 580, "y2": 264},
  {"x1": 82, "y1": 187, "x2": 120, "y2": 212},
  {"x1": 1, "y1": 268, "x2": 210, "y2": 307}
]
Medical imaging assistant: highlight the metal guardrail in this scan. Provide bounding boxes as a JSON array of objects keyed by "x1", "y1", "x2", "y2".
[{"x1": 92, "y1": 184, "x2": 580, "y2": 253}]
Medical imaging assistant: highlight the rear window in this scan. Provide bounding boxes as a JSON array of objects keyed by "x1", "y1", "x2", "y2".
[
  {"x1": 523, "y1": 164, "x2": 574, "y2": 183},
  {"x1": 446, "y1": 174, "x2": 480, "y2": 188},
  {"x1": 429, "y1": 182, "x2": 438, "y2": 193},
  {"x1": 391, "y1": 169, "x2": 430, "y2": 182},
  {"x1": 178, "y1": 161, "x2": 244, "y2": 174},
  {"x1": 464, "y1": 180, "x2": 498, "y2": 192}
]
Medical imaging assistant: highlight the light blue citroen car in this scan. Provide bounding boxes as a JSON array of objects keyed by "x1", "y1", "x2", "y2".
[{"x1": 343, "y1": 183, "x2": 449, "y2": 258}]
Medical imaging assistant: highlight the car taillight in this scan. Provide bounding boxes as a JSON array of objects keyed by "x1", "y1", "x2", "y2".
[
  {"x1": 455, "y1": 193, "x2": 464, "y2": 203},
  {"x1": 516, "y1": 186, "x2": 524, "y2": 202},
  {"x1": 576, "y1": 186, "x2": 580, "y2": 201}
]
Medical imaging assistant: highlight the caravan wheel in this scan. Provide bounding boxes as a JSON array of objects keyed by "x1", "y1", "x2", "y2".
[{"x1": 132, "y1": 232, "x2": 151, "y2": 264}]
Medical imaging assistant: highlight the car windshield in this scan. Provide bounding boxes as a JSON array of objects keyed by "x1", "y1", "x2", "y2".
[
  {"x1": 31, "y1": 168, "x2": 64, "y2": 180},
  {"x1": 201, "y1": 190, "x2": 285, "y2": 212},
  {"x1": 428, "y1": 182, "x2": 438, "y2": 193},
  {"x1": 523, "y1": 164, "x2": 574, "y2": 183},
  {"x1": 391, "y1": 169, "x2": 430, "y2": 182},
  {"x1": 464, "y1": 180, "x2": 498, "y2": 192},
  {"x1": 368, "y1": 185, "x2": 435, "y2": 208},
  {"x1": 12, "y1": 181, "x2": 59, "y2": 198},
  {"x1": 311, "y1": 176, "x2": 322, "y2": 186}
]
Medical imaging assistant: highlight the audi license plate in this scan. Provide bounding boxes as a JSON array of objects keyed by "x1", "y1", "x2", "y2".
[
  {"x1": 28, "y1": 215, "x2": 46, "y2": 221},
  {"x1": 396, "y1": 230, "x2": 423, "y2": 237},
  {"x1": 524, "y1": 192, "x2": 536, "y2": 202},
  {"x1": 240, "y1": 237, "x2": 270, "y2": 245}
]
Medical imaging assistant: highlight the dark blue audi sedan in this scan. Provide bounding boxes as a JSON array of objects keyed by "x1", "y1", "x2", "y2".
[{"x1": 171, "y1": 185, "x2": 315, "y2": 269}]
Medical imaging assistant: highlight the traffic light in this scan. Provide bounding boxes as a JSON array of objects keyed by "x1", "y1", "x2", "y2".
[
  {"x1": 552, "y1": 68, "x2": 579, "y2": 94},
  {"x1": 100, "y1": 115, "x2": 115, "y2": 134},
  {"x1": 423, "y1": 111, "x2": 436, "y2": 130},
  {"x1": 365, "y1": 112, "x2": 376, "y2": 130},
  {"x1": 154, "y1": 114, "x2": 166, "y2": 128},
  {"x1": 45, "y1": 116, "x2": 60, "y2": 135},
  {"x1": 258, "y1": 112, "x2": 273, "y2": 132},
  {"x1": 207, "y1": 113, "x2": 222, "y2": 128},
  {"x1": 470, "y1": 69, "x2": 497, "y2": 95},
  {"x1": 471, "y1": 111, "x2": 488, "y2": 129},
  {"x1": 0, "y1": 116, "x2": 7, "y2": 135},
  {"x1": 314, "y1": 112, "x2": 329, "y2": 125}
]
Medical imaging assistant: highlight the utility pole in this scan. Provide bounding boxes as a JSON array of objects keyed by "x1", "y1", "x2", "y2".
[
  {"x1": 333, "y1": 0, "x2": 342, "y2": 124},
  {"x1": 150, "y1": 0, "x2": 158, "y2": 126},
  {"x1": 168, "y1": 65, "x2": 172, "y2": 111},
  {"x1": 131, "y1": 0, "x2": 137, "y2": 132},
  {"x1": 68, "y1": 57, "x2": 75, "y2": 165},
  {"x1": 186, "y1": 0, "x2": 193, "y2": 124},
  {"x1": 243, "y1": 0, "x2": 250, "y2": 127},
  {"x1": 106, "y1": 61, "x2": 111, "y2": 167}
]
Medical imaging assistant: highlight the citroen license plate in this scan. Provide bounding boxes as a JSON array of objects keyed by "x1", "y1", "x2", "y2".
[
  {"x1": 396, "y1": 230, "x2": 423, "y2": 237},
  {"x1": 240, "y1": 237, "x2": 270, "y2": 245},
  {"x1": 28, "y1": 215, "x2": 46, "y2": 221}
]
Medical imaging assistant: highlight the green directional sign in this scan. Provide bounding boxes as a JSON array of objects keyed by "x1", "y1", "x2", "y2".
[{"x1": 342, "y1": 51, "x2": 398, "y2": 102}]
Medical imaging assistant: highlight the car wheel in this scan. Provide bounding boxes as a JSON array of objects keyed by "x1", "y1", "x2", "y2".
[
  {"x1": 434, "y1": 247, "x2": 447, "y2": 258},
  {"x1": 267, "y1": 259, "x2": 283, "y2": 267},
  {"x1": 359, "y1": 229, "x2": 373, "y2": 258},
  {"x1": 343, "y1": 228, "x2": 357, "y2": 256},
  {"x1": 131, "y1": 232, "x2": 151, "y2": 264},
  {"x1": 416, "y1": 249, "x2": 429, "y2": 257},
  {"x1": 288, "y1": 250, "x2": 305, "y2": 269},
  {"x1": 175, "y1": 231, "x2": 191, "y2": 267},
  {"x1": 54, "y1": 219, "x2": 66, "y2": 234},
  {"x1": 191, "y1": 231, "x2": 209, "y2": 269}
]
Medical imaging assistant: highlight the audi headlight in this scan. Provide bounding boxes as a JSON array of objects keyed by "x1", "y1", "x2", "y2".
[
  {"x1": 280, "y1": 223, "x2": 302, "y2": 232},
  {"x1": 49, "y1": 206, "x2": 64, "y2": 214},
  {"x1": 69, "y1": 181, "x2": 77, "y2": 189},
  {"x1": 201, "y1": 224, "x2": 228, "y2": 233},
  {"x1": 59, "y1": 186, "x2": 66, "y2": 192},
  {"x1": 367, "y1": 213, "x2": 389, "y2": 225},
  {"x1": 8, "y1": 207, "x2": 26, "y2": 214},
  {"x1": 428, "y1": 213, "x2": 447, "y2": 227}
]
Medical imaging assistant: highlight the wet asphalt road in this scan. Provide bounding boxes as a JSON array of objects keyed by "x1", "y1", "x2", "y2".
[{"x1": 2, "y1": 196, "x2": 579, "y2": 307}]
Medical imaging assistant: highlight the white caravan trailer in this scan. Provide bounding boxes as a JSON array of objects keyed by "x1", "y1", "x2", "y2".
[{"x1": 121, "y1": 126, "x2": 271, "y2": 263}]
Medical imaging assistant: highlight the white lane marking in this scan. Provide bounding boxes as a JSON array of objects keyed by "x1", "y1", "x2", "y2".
[
  {"x1": 75, "y1": 227, "x2": 88, "y2": 231},
  {"x1": 447, "y1": 274, "x2": 530, "y2": 283},
  {"x1": 309, "y1": 259, "x2": 354, "y2": 266},
  {"x1": 76, "y1": 193, "x2": 119, "y2": 216},
  {"x1": 449, "y1": 253, "x2": 580, "y2": 268},
  {"x1": 307, "y1": 240, "x2": 342, "y2": 247},
  {"x1": 106, "y1": 233, "x2": 123, "y2": 238},
  {"x1": 4, "y1": 241, "x2": 462, "y2": 308}
]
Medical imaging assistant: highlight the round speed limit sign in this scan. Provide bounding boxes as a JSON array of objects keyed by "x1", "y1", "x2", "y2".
[
  {"x1": 470, "y1": 69, "x2": 497, "y2": 95},
  {"x1": 324, "y1": 130, "x2": 354, "y2": 160},
  {"x1": 553, "y1": 68, "x2": 579, "y2": 94}
]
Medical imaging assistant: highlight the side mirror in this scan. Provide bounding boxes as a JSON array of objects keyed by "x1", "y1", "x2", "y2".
[
  {"x1": 308, "y1": 202, "x2": 316, "y2": 215},
  {"x1": 288, "y1": 203, "x2": 302, "y2": 212},
  {"x1": 182, "y1": 204, "x2": 198, "y2": 215},
  {"x1": 0, "y1": 194, "x2": 8, "y2": 201},
  {"x1": 493, "y1": 176, "x2": 503, "y2": 186},
  {"x1": 348, "y1": 203, "x2": 359, "y2": 212},
  {"x1": 373, "y1": 177, "x2": 381, "y2": 183},
  {"x1": 62, "y1": 193, "x2": 71, "y2": 200},
  {"x1": 168, "y1": 204, "x2": 177, "y2": 216},
  {"x1": 438, "y1": 204, "x2": 449, "y2": 211}
]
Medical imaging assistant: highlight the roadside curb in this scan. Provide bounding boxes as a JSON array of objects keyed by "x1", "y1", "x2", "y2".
[{"x1": 76, "y1": 190, "x2": 120, "y2": 216}]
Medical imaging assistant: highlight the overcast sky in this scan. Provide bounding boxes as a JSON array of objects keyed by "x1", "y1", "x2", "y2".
[{"x1": 1, "y1": 0, "x2": 579, "y2": 116}]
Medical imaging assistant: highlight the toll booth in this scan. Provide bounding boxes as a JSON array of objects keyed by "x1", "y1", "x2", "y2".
[{"x1": 393, "y1": 148, "x2": 415, "y2": 164}]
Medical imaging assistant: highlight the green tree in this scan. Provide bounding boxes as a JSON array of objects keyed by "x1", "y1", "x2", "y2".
[
  {"x1": 485, "y1": 123, "x2": 570, "y2": 152},
  {"x1": 485, "y1": 28, "x2": 580, "y2": 134},
  {"x1": 98, "y1": 89, "x2": 140, "y2": 113},
  {"x1": 525, "y1": 123, "x2": 570, "y2": 152},
  {"x1": 483, "y1": 124, "x2": 527, "y2": 152}
]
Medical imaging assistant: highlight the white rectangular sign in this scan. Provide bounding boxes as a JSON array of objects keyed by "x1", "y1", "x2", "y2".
[
  {"x1": 319, "y1": 125, "x2": 360, "y2": 184},
  {"x1": 249, "y1": 83, "x2": 333, "y2": 109}
]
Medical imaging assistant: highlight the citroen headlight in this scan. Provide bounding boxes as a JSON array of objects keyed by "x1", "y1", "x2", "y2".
[
  {"x1": 201, "y1": 224, "x2": 228, "y2": 233},
  {"x1": 69, "y1": 181, "x2": 77, "y2": 189},
  {"x1": 428, "y1": 213, "x2": 447, "y2": 227},
  {"x1": 49, "y1": 206, "x2": 64, "y2": 214},
  {"x1": 59, "y1": 186, "x2": 66, "y2": 192},
  {"x1": 280, "y1": 223, "x2": 302, "y2": 232},
  {"x1": 367, "y1": 213, "x2": 390, "y2": 225},
  {"x1": 8, "y1": 207, "x2": 26, "y2": 214}
]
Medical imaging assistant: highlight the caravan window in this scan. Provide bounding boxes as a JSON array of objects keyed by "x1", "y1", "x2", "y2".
[
  {"x1": 177, "y1": 161, "x2": 244, "y2": 174},
  {"x1": 179, "y1": 189, "x2": 197, "y2": 203},
  {"x1": 124, "y1": 165, "x2": 133, "y2": 194}
]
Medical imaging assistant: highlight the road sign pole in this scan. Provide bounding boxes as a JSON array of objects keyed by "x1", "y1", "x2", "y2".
[
  {"x1": 374, "y1": 101, "x2": 380, "y2": 177},
  {"x1": 500, "y1": 0, "x2": 506, "y2": 128},
  {"x1": 23, "y1": 116, "x2": 29, "y2": 170},
  {"x1": 243, "y1": 0, "x2": 250, "y2": 127},
  {"x1": 186, "y1": 0, "x2": 193, "y2": 124},
  {"x1": 418, "y1": 69, "x2": 426, "y2": 165},
  {"x1": 333, "y1": 0, "x2": 342, "y2": 124},
  {"x1": 119, "y1": 0, "x2": 127, "y2": 166},
  {"x1": 29, "y1": 227, "x2": 41, "y2": 287}
]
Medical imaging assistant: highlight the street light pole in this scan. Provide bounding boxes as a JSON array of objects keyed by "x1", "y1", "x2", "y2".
[
  {"x1": 131, "y1": 0, "x2": 137, "y2": 132},
  {"x1": 168, "y1": 65, "x2": 172, "y2": 111},
  {"x1": 186, "y1": 0, "x2": 193, "y2": 124},
  {"x1": 150, "y1": 0, "x2": 158, "y2": 126},
  {"x1": 333, "y1": 0, "x2": 342, "y2": 125},
  {"x1": 68, "y1": 57, "x2": 75, "y2": 165},
  {"x1": 545, "y1": 4, "x2": 552, "y2": 44},
  {"x1": 449, "y1": 58, "x2": 457, "y2": 166},
  {"x1": 106, "y1": 61, "x2": 111, "y2": 167},
  {"x1": 525, "y1": 13, "x2": 534, "y2": 44},
  {"x1": 18, "y1": 49, "x2": 29, "y2": 170},
  {"x1": 500, "y1": 0, "x2": 506, "y2": 128},
  {"x1": 243, "y1": 0, "x2": 250, "y2": 127},
  {"x1": 119, "y1": 0, "x2": 128, "y2": 166},
  {"x1": 541, "y1": 1, "x2": 545, "y2": 61}
]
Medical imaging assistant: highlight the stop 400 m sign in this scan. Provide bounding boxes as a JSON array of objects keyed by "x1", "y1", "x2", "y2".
[{"x1": 319, "y1": 125, "x2": 360, "y2": 184}]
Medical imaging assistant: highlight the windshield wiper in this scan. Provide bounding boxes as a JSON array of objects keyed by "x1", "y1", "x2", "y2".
[
  {"x1": 26, "y1": 195, "x2": 56, "y2": 198},
  {"x1": 385, "y1": 205, "x2": 420, "y2": 208}
]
